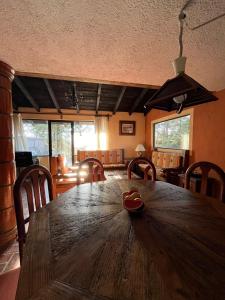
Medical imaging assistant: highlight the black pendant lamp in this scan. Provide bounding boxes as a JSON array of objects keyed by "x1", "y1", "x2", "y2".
[{"x1": 144, "y1": 4, "x2": 218, "y2": 114}]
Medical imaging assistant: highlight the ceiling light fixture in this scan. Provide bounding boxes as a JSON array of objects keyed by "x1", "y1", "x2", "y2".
[
  {"x1": 144, "y1": 1, "x2": 218, "y2": 114},
  {"x1": 171, "y1": 10, "x2": 188, "y2": 113},
  {"x1": 65, "y1": 82, "x2": 80, "y2": 113}
]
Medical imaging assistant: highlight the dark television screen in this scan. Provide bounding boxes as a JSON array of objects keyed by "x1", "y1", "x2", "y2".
[{"x1": 15, "y1": 151, "x2": 33, "y2": 167}]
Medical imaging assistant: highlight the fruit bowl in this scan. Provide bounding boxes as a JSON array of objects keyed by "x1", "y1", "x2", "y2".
[{"x1": 122, "y1": 190, "x2": 144, "y2": 213}]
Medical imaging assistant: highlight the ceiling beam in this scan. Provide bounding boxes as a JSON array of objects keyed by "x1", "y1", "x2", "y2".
[
  {"x1": 113, "y1": 87, "x2": 126, "y2": 114},
  {"x1": 96, "y1": 84, "x2": 102, "y2": 114},
  {"x1": 14, "y1": 77, "x2": 39, "y2": 111},
  {"x1": 129, "y1": 88, "x2": 148, "y2": 115},
  {"x1": 43, "y1": 79, "x2": 61, "y2": 114},
  {"x1": 15, "y1": 71, "x2": 160, "y2": 90}
]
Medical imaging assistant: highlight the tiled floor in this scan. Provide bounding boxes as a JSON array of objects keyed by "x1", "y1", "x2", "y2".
[
  {"x1": 0, "y1": 240, "x2": 20, "y2": 275},
  {"x1": 105, "y1": 169, "x2": 140, "y2": 180},
  {"x1": 105, "y1": 169, "x2": 128, "y2": 180}
]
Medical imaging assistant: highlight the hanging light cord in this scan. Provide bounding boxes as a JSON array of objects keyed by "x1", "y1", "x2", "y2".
[
  {"x1": 178, "y1": 0, "x2": 193, "y2": 57},
  {"x1": 178, "y1": 13, "x2": 185, "y2": 57},
  {"x1": 176, "y1": 1, "x2": 192, "y2": 114}
]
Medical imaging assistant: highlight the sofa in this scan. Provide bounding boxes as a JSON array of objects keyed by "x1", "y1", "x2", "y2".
[
  {"x1": 77, "y1": 149, "x2": 126, "y2": 169},
  {"x1": 135, "y1": 148, "x2": 189, "y2": 185}
]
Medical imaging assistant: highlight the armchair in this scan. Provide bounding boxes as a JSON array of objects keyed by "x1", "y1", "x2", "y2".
[{"x1": 136, "y1": 148, "x2": 189, "y2": 185}]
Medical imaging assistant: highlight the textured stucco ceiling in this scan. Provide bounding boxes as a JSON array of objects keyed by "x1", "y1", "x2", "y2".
[{"x1": 0, "y1": 0, "x2": 225, "y2": 91}]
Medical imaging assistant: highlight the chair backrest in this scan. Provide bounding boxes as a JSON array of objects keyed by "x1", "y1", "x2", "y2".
[
  {"x1": 78, "y1": 158, "x2": 106, "y2": 183},
  {"x1": 185, "y1": 161, "x2": 225, "y2": 202},
  {"x1": 13, "y1": 165, "x2": 54, "y2": 260},
  {"x1": 127, "y1": 157, "x2": 156, "y2": 181}
]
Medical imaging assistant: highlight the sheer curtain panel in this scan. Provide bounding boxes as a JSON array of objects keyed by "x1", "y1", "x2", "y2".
[
  {"x1": 95, "y1": 116, "x2": 109, "y2": 150},
  {"x1": 13, "y1": 114, "x2": 28, "y2": 151}
]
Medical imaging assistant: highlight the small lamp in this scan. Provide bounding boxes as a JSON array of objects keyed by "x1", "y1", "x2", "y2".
[{"x1": 135, "y1": 144, "x2": 146, "y2": 157}]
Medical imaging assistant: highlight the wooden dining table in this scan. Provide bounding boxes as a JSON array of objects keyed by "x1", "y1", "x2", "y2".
[{"x1": 16, "y1": 179, "x2": 225, "y2": 300}]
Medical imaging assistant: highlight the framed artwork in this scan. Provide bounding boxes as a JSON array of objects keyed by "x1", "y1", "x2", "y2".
[{"x1": 119, "y1": 121, "x2": 136, "y2": 136}]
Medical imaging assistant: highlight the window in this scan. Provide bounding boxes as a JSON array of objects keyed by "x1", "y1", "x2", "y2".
[
  {"x1": 74, "y1": 121, "x2": 96, "y2": 151},
  {"x1": 154, "y1": 114, "x2": 191, "y2": 149},
  {"x1": 23, "y1": 120, "x2": 96, "y2": 162},
  {"x1": 51, "y1": 122, "x2": 73, "y2": 166},
  {"x1": 23, "y1": 120, "x2": 49, "y2": 156}
]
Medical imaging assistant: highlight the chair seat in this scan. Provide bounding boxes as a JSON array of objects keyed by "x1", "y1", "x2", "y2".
[{"x1": 0, "y1": 268, "x2": 20, "y2": 300}]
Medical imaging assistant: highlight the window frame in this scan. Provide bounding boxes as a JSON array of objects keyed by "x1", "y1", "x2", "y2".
[{"x1": 151, "y1": 108, "x2": 193, "y2": 151}]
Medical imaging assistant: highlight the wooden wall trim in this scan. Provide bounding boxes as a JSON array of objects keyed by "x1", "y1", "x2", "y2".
[{"x1": 15, "y1": 70, "x2": 160, "y2": 90}]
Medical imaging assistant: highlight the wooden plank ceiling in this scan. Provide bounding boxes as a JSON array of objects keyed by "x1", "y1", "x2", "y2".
[{"x1": 12, "y1": 76, "x2": 158, "y2": 114}]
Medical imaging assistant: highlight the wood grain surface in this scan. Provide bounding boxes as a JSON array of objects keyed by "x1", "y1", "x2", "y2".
[{"x1": 16, "y1": 180, "x2": 225, "y2": 300}]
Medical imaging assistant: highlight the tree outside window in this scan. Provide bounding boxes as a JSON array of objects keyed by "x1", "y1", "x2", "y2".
[{"x1": 154, "y1": 115, "x2": 190, "y2": 149}]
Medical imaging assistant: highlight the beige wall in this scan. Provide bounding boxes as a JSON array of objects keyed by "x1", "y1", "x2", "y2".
[
  {"x1": 108, "y1": 112, "x2": 145, "y2": 158},
  {"x1": 20, "y1": 109, "x2": 145, "y2": 159}
]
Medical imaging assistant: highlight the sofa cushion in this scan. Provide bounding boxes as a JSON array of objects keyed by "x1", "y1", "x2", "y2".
[
  {"x1": 77, "y1": 149, "x2": 124, "y2": 167},
  {"x1": 152, "y1": 151, "x2": 182, "y2": 169}
]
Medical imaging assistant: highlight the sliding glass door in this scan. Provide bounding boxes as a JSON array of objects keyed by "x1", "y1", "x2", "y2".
[
  {"x1": 23, "y1": 120, "x2": 96, "y2": 167},
  {"x1": 50, "y1": 121, "x2": 73, "y2": 166}
]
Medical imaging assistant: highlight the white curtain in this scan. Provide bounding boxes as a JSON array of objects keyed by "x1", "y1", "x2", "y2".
[
  {"x1": 95, "y1": 116, "x2": 109, "y2": 150},
  {"x1": 13, "y1": 113, "x2": 28, "y2": 151}
]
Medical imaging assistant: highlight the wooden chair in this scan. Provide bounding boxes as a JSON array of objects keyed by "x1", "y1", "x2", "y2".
[
  {"x1": 127, "y1": 157, "x2": 156, "y2": 181},
  {"x1": 185, "y1": 161, "x2": 225, "y2": 202},
  {"x1": 78, "y1": 158, "x2": 106, "y2": 183},
  {"x1": 13, "y1": 165, "x2": 54, "y2": 262}
]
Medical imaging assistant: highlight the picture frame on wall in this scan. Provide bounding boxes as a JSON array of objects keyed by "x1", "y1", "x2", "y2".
[{"x1": 119, "y1": 121, "x2": 136, "y2": 136}]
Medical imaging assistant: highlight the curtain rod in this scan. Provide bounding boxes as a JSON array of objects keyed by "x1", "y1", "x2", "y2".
[{"x1": 15, "y1": 111, "x2": 112, "y2": 117}]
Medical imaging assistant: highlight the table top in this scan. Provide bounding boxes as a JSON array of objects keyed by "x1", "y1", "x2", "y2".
[{"x1": 16, "y1": 179, "x2": 225, "y2": 300}]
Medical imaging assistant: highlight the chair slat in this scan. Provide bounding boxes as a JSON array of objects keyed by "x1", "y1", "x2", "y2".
[
  {"x1": 93, "y1": 165, "x2": 100, "y2": 182},
  {"x1": 23, "y1": 181, "x2": 34, "y2": 215},
  {"x1": 40, "y1": 174, "x2": 47, "y2": 206},
  {"x1": 79, "y1": 158, "x2": 105, "y2": 183},
  {"x1": 200, "y1": 166, "x2": 210, "y2": 196},
  {"x1": 31, "y1": 172, "x2": 41, "y2": 210}
]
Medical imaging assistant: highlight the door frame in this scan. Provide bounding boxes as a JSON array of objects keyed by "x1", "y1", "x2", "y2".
[{"x1": 49, "y1": 120, "x2": 74, "y2": 165}]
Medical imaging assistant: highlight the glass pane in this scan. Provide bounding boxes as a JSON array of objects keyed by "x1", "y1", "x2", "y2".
[
  {"x1": 23, "y1": 120, "x2": 49, "y2": 156},
  {"x1": 51, "y1": 122, "x2": 72, "y2": 166},
  {"x1": 74, "y1": 121, "x2": 96, "y2": 152},
  {"x1": 154, "y1": 115, "x2": 190, "y2": 149}
]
